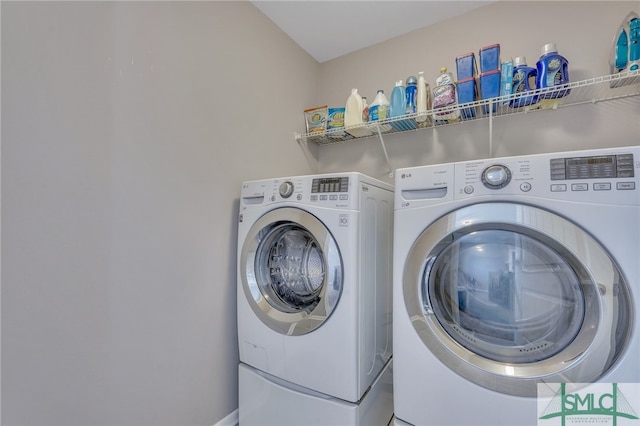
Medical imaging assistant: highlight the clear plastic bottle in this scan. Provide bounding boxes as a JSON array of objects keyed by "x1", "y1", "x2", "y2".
[
  {"x1": 389, "y1": 80, "x2": 406, "y2": 118},
  {"x1": 432, "y1": 67, "x2": 460, "y2": 123},
  {"x1": 369, "y1": 90, "x2": 389, "y2": 121}
]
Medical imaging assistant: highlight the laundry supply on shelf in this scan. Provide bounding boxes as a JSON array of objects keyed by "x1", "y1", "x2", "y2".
[
  {"x1": 370, "y1": 90, "x2": 389, "y2": 122},
  {"x1": 416, "y1": 71, "x2": 432, "y2": 126},
  {"x1": 510, "y1": 56, "x2": 538, "y2": 108},
  {"x1": 479, "y1": 44, "x2": 500, "y2": 73},
  {"x1": 344, "y1": 88, "x2": 372, "y2": 137},
  {"x1": 389, "y1": 80, "x2": 406, "y2": 118},
  {"x1": 303, "y1": 105, "x2": 328, "y2": 134},
  {"x1": 369, "y1": 89, "x2": 392, "y2": 133},
  {"x1": 432, "y1": 67, "x2": 460, "y2": 124},
  {"x1": 405, "y1": 75, "x2": 418, "y2": 114},
  {"x1": 362, "y1": 97, "x2": 369, "y2": 123},
  {"x1": 536, "y1": 42, "x2": 570, "y2": 108},
  {"x1": 499, "y1": 59, "x2": 514, "y2": 106},
  {"x1": 389, "y1": 79, "x2": 417, "y2": 130},
  {"x1": 327, "y1": 107, "x2": 347, "y2": 139}
]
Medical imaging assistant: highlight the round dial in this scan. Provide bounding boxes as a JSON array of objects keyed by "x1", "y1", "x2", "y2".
[
  {"x1": 481, "y1": 164, "x2": 511, "y2": 189},
  {"x1": 279, "y1": 181, "x2": 295, "y2": 198}
]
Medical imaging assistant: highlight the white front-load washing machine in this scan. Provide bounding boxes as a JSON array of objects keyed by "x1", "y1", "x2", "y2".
[
  {"x1": 393, "y1": 146, "x2": 639, "y2": 426},
  {"x1": 237, "y1": 172, "x2": 394, "y2": 425}
]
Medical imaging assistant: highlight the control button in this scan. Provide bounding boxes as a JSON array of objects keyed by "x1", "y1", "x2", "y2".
[
  {"x1": 482, "y1": 164, "x2": 511, "y2": 189},
  {"x1": 296, "y1": 194, "x2": 303, "y2": 200},
  {"x1": 617, "y1": 182, "x2": 636, "y2": 190},
  {"x1": 329, "y1": 195, "x2": 338, "y2": 200},
  {"x1": 550, "y1": 184, "x2": 567, "y2": 192},
  {"x1": 464, "y1": 185, "x2": 474, "y2": 194},
  {"x1": 310, "y1": 195, "x2": 318, "y2": 201},
  {"x1": 320, "y1": 195, "x2": 328, "y2": 201},
  {"x1": 279, "y1": 181, "x2": 295, "y2": 198},
  {"x1": 520, "y1": 182, "x2": 532, "y2": 192},
  {"x1": 339, "y1": 194, "x2": 349, "y2": 200},
  {"x1": 593, "y1": 183, "x2": 611, "y2": 191},
  {"x1": 571, "y1": 183, "x2": 589, "y2": 191}
]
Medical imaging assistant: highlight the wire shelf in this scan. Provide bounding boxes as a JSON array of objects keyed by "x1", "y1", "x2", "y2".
[{"x1": 294, "y1": 70, "x2": 640, "y2": 145}]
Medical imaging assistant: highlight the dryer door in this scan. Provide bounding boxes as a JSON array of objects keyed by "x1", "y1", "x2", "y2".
[
  {"x1": 403, "y1": 202, "x2": 633, "y2": 397},
  {"x1": 241, "y1": 207, "x2": 342, "y2": 336}
]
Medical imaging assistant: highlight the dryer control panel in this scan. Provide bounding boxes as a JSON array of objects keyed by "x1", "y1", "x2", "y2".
[{"x1": 396, "y1": 146, "x2": 640, "y2": 209}]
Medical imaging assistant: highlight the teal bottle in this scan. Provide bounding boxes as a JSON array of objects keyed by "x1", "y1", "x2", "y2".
[{"x1": 389, "y1": 80, "x2": 406, "y2": 118}]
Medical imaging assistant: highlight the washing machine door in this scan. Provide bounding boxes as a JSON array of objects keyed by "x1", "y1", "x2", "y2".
[
  {"x1": 241, "y1": 207, "x2": 342, "y2": 336},
  {"x1": 404, "y1": 202, "x2": 633, "y2": 397}
]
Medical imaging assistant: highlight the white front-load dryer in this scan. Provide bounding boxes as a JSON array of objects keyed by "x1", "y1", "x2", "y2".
[
  {"x1": 237, "y1": 172, "x2": 393, "y2": 423},
  {"x1": 393, "y1": 147, "x2": 639, "y2": 426}
]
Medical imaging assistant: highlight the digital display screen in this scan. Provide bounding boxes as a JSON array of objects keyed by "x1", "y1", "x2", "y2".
[
  {"x1": 566, "y1": 157, "x2": 614, "y2": 166},
  {"x1": 311, "y1": 177, "x2": 349, "y2": 193},
  {"x1": 550, "y1": 154, "x2": 635, "y2": 180}
]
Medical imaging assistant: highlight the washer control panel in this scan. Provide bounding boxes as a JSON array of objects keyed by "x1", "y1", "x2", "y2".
[{"x1": 240, "y1": 173, "x2": 389, "y2": 211}]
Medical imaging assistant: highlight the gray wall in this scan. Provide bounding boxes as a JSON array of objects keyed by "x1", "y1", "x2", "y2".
[
  {"x1": 1, "y1": 1, "x2": 639, "y2": 425},
  {"x1": 1, "y1": 2, "x2": 317, "y2": 425}
]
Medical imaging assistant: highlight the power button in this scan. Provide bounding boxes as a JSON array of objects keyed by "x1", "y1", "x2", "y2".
[{"x1": 520, "y1": 182, "x2": 532, "y2": 192}]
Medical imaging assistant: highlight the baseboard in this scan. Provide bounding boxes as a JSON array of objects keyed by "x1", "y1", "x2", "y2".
[{"x1": 214, "y1": 409, "x2": 238, "y2": 426}]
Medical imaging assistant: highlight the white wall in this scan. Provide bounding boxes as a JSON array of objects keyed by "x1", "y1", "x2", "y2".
[
  {"x1": 1, "y1": 2, "x2": 317, "y2": 425},
  {"x1": 314, "y1": 1, "x2": 640, "y2": 181},
  {"x1": 2, "y1": 1, "x2": 639, "y2": 425}
]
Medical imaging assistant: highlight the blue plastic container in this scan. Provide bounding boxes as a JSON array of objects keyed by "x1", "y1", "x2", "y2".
[
  {"x1": 480, "y1": 69, "x2": 501, "y2": 114},
  {"x1": 510, "y1": 56, "x2": 538, "y2": 108},
  {"x1": 457, "y1": 77, "x2": 477, "y2": 119},
  {"x1": 536, "y1": 42, "x2": 570, "y2": 99},
  {"x1": 456, "y1": 52, "x2": 476, "y2": 80},
  {"x1": 480, "y1": 44, "x2": 500, "y2": 72}
]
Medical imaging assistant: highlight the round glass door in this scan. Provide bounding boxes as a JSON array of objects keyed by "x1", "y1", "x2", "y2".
[
  {"x1": 403, "y1": 202, "x2": 633, "y2": 397},
  {"x1": 255, "y1": 223, "x2": 325, "y2": 313},
  {"x1": 241, "y1": 207, "x2": 342, "y2": 335},
  {"x1": 425, "y1": 229, "x2": 586, "y2": 364}
]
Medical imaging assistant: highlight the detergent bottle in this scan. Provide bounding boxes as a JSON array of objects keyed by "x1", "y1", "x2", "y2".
[
  {"x1": 536, "y1": 42, "x2": 570, "y2": 100},
  {"x1": 510, "y1": 56, "x2": 538, "y2": 108},
  {"x1": 344, "y1": 88, "x2": 371, "y2": 137},
  {"x1": 370, "y1": 90, "x2": 389, "y2": 121},
  {"x1": 389, "y1": 80, "x2": 407, "y2": 118}
]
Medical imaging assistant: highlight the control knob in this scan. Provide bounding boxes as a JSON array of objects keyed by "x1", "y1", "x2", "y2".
[
  {"x1": 279, "y1": 181, "x2": 295, "y2": 198},
  {"x1": 481, "y1": 164, "x2": 511, "y2": 189}
]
